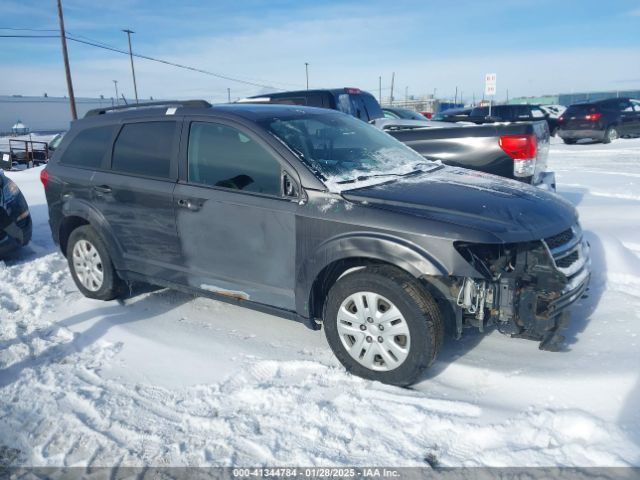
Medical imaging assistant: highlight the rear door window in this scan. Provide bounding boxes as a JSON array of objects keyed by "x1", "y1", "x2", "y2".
[
  {"x1": 61, "y1": 125, "x2": 116, "y2": 168},
  {"x1": 188, "y1": 122, "x2": 282, "y2": 196},
  {"x1": 111, "y1": 122, "x2": 177, "y2": 178}
]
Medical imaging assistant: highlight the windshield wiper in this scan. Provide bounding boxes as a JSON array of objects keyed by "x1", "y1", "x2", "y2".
[{"x1": 336, "y1": 162, "x2": 439, "y2": 185}]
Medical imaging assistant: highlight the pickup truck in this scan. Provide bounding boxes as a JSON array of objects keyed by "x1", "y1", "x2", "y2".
[
  {"x1": 374, "y1": 118, "x2": 554, "y2": 189},
  {"x1": 241, "y1": 88, "x2": 555, "y2": 189}
]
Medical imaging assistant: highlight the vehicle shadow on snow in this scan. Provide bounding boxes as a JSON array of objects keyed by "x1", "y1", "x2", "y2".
[
  {"x1": 0, "y1": 286, "x2": 189, "y2": 389},
  {"x1": 619, "y1": 379, "x2": 640, "y2": 446},
  {"x1": 560, "y1": 230, "x2": 606, "y2": 349},
  {"x1": 555, "y1": 185, "x2": 586, "y2": 208}
]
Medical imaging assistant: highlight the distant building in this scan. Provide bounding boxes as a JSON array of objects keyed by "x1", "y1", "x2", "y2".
[
  {"x1": 509, "y1": 89, "x2": 640, "y2": 106},
  {"x1": 558, "y1": 90, "x2": 640, "y2": 106},
  {"x1": 0, "y1": 95, "x2": 118, "y2": 133},
  {"x1": 508, "y1": 95, "x2": 559, "y2": 105}
]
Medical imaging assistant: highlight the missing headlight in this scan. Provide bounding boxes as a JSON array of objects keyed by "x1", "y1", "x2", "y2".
[{"x1": 454, "y1": 242, "x2": 517, "y2": 280}]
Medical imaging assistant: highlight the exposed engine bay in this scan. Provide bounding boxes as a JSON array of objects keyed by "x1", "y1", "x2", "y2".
[{"x1": 444, "y1": 225, "x2": 590, "y2": 350}]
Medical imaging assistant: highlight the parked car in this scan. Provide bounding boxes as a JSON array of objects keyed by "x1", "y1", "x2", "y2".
[
  {"x1": 243, "y1": 88, "x2": 554, "y2": 188},
  {"x1": 0, "y1": 170, "x2": 32, "y2": 257},
  {"x1": 466, "y1": 104, "x2": 560, "y2": 136},
  {"x1": 382, "y1": 107, "x2": 428, "y2": 121},
  {"x1": 42, "y1": 101, "x2": 590, "y2": 385},
  {"x1": 239, "y1": 87, "x2": 384, "y2": 122},
  {"x1": 557, "y1": 98, "x2": 640, "y2": 144}
]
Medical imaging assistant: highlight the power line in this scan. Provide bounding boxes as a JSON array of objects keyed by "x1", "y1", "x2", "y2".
[
  {"x1": 64, "y1": 35, "x2": 282, "y2": 89},
  {"x1": 0, "y1": 34, "x2": 59, "y2": 38},
  {"x1": 1, "y1": 30, "x2": 303, "y2": 90},
  {"x1": 0, "y1": 27, "x2": 58, "y2": 32},
  {"x1": 65, "y1": 30, "x2": 303, "y2": 89}
]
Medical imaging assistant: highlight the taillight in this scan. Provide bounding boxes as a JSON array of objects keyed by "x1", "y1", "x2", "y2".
[
  {"x1": 40, "y1": 168, "x2": 49, "y2": 187},
  {"x1": 499, "y1": 134, "x2": 537, "y2": 160},
  {"x1": 585, "y1": 112, "x2": 601, "y2": 121}
]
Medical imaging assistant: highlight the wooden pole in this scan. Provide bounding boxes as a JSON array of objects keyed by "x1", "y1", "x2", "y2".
[{"x1": 56, "y1": 0, "x2": 77, "y2": 120}]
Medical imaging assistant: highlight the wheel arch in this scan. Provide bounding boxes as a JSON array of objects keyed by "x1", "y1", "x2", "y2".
[
  {"x1": 59, "y1": 199, "x2": 124, "y2": 267},
  {"x1": 297, "y1": 233, "x2": 448, "y2": 322}
]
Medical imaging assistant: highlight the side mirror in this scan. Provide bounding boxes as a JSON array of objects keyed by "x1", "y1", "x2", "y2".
[{"x1": 283, "y1": 172, "x2": 298, "y2": 198}]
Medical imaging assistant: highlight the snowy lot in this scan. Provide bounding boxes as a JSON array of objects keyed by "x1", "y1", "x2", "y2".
[{"x1": 1, "y1": 138, "x2": 639, "y2": 467}]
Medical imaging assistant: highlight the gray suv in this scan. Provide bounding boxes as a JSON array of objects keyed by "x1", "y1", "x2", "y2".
[{"x1": 42, "y1": 101, "x2": 590, "y2": 385}]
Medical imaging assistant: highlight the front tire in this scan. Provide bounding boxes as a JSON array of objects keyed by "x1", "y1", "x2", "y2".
[
  {"x1": 323, "y1": 265, "x2": 443, "y2": 386},
  {"x1": 66, "y1": 225, "x2": 124, "y2": 300}
]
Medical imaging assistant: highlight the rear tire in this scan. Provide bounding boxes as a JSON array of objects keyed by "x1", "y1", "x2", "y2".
[
  {"x1": 66, "y1": 225, "x2": 124, "y2": 301},
  {"x1": 323, "y1": 265, "x2": 444, "y2": 386},
  {"x1": 562, "y1": 138, "x2": 577, "y2": 145},
  {"x1": 602, "y1": 126, "x2": 618, "y2": 144}
]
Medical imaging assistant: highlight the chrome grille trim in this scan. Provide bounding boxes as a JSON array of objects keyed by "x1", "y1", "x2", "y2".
[{"x1": 542, "y1": 225, "x2": 588, "y2": 278}]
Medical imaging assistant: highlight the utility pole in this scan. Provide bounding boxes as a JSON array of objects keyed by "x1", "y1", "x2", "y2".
[
  {"x1": 122, "y1": 29, "x2": 139, "y2": 103},
  {"x1": 305, "y1": 62, "x2": 309, "y2": 90},
  {"x1": 378, "y1": 76, "x2": 382, "y2": 104},
  {"x1": 390, "y1": 72, "x2": 395, "y2": 105},
  {"x1": 454, "y1": 86, "x2": 458, "y2": 105},
  {"x1": 227, "y1": 88, "x2": 231, "y2": 103},
  {"x1": 113, "y1": 80, "x2": 119, "y2": 105},
  {"x1": 506, "y1": 88, "x2": 509, "y2": 103},
  {"x1": 56, "y1": 0, "x2": 77, "y2": 120},
  {"x1": 405, "y1": 86, "x2": 408, "y2": 104}
]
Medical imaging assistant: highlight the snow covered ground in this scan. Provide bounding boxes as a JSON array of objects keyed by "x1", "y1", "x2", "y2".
[{"x1": 1, "y1": 137, "x2": 639, "y2": 467}]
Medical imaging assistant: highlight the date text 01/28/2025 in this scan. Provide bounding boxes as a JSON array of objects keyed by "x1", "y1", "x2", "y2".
[{"x1": 232, "y1": 468, "x2": 400, "y2": 478}]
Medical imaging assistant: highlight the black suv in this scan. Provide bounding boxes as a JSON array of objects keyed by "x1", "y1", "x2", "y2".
[
  {"x1": 42, "y1": 101, "x2": 590, "y2": 385},
  {"x1": 240, "y1": 88, "x2": 384, "y2": 122},
  {"x1": 557, "y1": 98, "x2": 640, "y2": 144}
]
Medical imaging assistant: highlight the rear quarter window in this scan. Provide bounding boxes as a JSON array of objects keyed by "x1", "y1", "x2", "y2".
[{"x1": 60, "y1": 125, "x2": 116, "y2": 168}]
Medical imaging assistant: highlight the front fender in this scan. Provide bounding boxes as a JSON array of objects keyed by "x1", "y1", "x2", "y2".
[{"x1": 295, "y1": 231, "x2": 448, "y2": 316}]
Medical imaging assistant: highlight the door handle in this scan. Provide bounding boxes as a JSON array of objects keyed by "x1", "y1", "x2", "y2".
[
  {"x1": 94, "y1": 185, "x2": 112, "y2": 194},
  {"x1": 177, "y1": 198, "x2": 201, "y2": 211}
]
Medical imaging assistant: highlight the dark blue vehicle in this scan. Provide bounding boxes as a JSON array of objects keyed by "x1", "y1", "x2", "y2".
[{"x1": 0, "y1": 170, "x2": 32, "y2": 257}]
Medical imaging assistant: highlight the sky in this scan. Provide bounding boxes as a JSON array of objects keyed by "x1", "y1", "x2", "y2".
[{"x1": 0, "y1": 0, "x2": 639, "y2": 103}]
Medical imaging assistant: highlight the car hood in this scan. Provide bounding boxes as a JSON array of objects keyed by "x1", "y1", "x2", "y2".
[{"x1": 340, "y1": 166, "x2": 577, "y2": 243}]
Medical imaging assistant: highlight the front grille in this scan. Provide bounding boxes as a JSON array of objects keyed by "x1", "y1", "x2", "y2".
[
  {"x1": 544, "y1": 228, "x2": 573, "y2": 250},
  {"x1": 542, "y1": 225, "x2": 587, "y2": 278},
  {"x1": 556, "y1": 251, "x2": 579, "y2": 268}
]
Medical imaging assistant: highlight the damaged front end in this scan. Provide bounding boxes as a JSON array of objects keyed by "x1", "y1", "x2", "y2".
[{"x1": 449, "y1": 224, "x2": 590, "y2": 350}]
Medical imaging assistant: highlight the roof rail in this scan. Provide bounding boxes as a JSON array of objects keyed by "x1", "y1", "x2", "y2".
[{"x1": 84, "y1": 100, "x2": 212, "y2": 118}]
